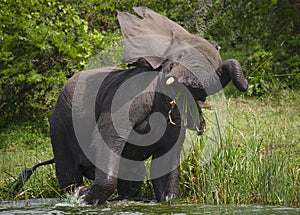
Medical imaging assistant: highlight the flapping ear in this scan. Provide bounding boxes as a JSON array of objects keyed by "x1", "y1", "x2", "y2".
[{"x1": 117, "y1": 7, "x2": 191, "y2": 69}]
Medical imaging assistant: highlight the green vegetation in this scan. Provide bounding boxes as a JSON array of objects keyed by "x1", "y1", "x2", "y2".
[
  {"x1": 1, "y1": 0, "x2": 299, "y2": 127},
  {"x1": 1, "y1": 91, "x2": 299, "y2": 206},
  {"x1": 0, "y1": 0, "x2": 299, "y2": 207},
  {"x1": 180, "y1": 90, "x2": 299, "y2": 206},
  {"x1": 0, "y1": 120, "x2": 57, "y2": 199}
]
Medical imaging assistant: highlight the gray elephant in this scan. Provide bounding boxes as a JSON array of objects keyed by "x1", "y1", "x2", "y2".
[{"x1": 14, "y1": 7, "x2": 248, "y2": 204}]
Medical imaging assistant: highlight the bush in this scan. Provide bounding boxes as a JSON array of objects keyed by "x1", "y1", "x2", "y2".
[
  {"x1": 0, "y1": 0, "x2": 118, "y2": 127},
  {"x1": 206, "y1": 0, "x2": 300, "y2": 96},
  {"x1": 1, "y1": 0, "x2": 299, "y2": 126}
]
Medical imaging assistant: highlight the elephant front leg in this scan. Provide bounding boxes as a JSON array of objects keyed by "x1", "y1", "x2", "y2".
[
  {"x1": 151, "y1": 166, "x2": 180, "y2": 202},
  {"x1": 117, "y1": 159, "x2": 146, "y2": 199},
  {"x1": 150, "y1": 126, "x2": 183, "y2": 202}
]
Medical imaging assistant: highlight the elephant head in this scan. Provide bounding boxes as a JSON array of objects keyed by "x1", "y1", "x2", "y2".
[{"x1": 117, "y1": 7, "x2": 248, "y2": 101}]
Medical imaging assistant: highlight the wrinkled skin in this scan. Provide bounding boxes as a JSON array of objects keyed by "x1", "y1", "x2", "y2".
[
  {"x1": 15, "y1": 7, "x2": 248, "y2": 205},
  {"x1": 50, "y1": 67, "x2": 191, "y2": 204},
  {"x1": 51, "y1": 7, "x2": 248, "y2": 204},
  {"x1": 51, "y1": 57, "x2": 246, "y2": 205}
]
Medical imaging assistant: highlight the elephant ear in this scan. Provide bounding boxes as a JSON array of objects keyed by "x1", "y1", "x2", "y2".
[{"x1": 117, "y1": 7, "x2": 191, "y2": 69}]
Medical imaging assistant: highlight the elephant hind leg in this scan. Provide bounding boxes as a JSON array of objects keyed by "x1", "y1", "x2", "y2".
[
  {"x1": 50, "y1": 121, "x2": 83, "y2": 193},
  {"x1": 82, "y1": 168, "x2": 117, "y2": 205},
  {"x1": 55, "y1": 159, "x2": 83, "y2": 194},
  {"x1": 54, "y1": 150, "x2": 84, "y2": 194}
]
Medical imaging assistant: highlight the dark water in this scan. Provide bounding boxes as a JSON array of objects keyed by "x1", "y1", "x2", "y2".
[{"x1": 0, "y1": 198, "x2": 299, "y2": 215}]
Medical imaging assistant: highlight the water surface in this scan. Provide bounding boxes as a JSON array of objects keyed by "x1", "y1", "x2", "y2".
[{"x1": 0, "y1": 198, "x2": 299, "y2": 214}]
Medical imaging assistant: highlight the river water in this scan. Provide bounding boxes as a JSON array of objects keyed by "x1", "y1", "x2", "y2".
[{"x1": 0, "y1": 198, "x2": 299, "y2": 214}]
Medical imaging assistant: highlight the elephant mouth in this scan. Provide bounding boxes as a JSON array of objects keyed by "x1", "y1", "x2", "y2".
[
  {"x1": 186, "y1": 85, "x2": 207, "y2": 102},
  {"x1": 167, "y1": 99, "x2": 210, "y2": 135},
  {"x1": 165, "y1": 75, "x2": 208, "y2": 102}
]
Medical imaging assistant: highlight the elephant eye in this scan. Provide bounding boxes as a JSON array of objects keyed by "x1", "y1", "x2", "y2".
[{"x1": 178, "y1": 51, "x2": 185, "y2": 59}]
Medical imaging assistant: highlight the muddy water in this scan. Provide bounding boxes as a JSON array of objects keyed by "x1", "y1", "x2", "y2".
[{"x1": 0, "y1": 198, "x2": 299, "y2": 214}]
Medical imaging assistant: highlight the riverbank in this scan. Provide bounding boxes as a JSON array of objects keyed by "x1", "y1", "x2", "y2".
[{"x1": 0, "y1": 90, "x2": 299, "y2": 206}]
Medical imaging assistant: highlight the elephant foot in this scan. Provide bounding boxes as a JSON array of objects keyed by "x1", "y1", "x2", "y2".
[
  {"x1": 164, "y1": 194, "x2": 177, "y2": 203},
  {"x1": 76, "y1": 185, "x2": 91, "y2": 198},
  {"x1": 76, "y1": 185, "x2": 100, "y2": 205},
  {"x1": 76, "y1": 184, "x2": 114, "y2": 205}
]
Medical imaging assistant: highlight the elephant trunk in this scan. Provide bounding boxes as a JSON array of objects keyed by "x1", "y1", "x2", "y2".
[{"x1": 205, "y1": 59, "x2": 248, "y2": 95}]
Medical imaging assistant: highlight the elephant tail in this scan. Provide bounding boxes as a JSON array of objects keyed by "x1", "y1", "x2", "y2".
[{"x1": 13, "y1": 158, "x2": 55, "y2": 195}]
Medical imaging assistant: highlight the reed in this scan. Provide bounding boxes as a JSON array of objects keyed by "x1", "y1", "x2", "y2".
[
  {"x1": 0, "y1": 90, "x2": 299, "y2": 206},
  {"x1": 0, "y1": 121, "x2": 58, "y2": 201},
  {"x1": 180, "y1": 90, "x2": 299, "y2": 206}
]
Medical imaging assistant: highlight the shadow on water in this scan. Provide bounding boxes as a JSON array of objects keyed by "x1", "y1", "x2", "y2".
[{"x1": 0, "y1": 198, "x2": 299, "y2": 215}]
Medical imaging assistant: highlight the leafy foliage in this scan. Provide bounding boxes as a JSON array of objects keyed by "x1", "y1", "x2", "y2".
[
  {"x1": 0, "y1": 0, "x2": 118, "y2": 126},
  {"x1": 206, "y1": 0, "x2": 300, "y2": 95},
  {"x1": 0, "y1": 0, "x2": 299, "y2": 126}
]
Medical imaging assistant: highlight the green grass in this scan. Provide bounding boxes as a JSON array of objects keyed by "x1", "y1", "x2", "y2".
[
  {"x1": 180, "y1": 90, "x2": 299, "y2": 206},
  {"x1": 0, "y1": 90, "x2": 299, "y2": 206},
  {"x1": 0, "y1": 120, "x2": 58, "y2": 200}
]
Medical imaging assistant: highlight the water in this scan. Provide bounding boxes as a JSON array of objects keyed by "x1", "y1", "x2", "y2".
[{"x1": 0, "y1": 198, "x2": 299, "y2": 215}]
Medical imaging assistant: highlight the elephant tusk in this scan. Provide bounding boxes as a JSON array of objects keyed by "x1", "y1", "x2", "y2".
[
  {"x1": 169, "y1": 100, "x2": 176, "y2": 106},
  {"x1": 166, "y1": 76, "x2": 175, "y2": 86}
]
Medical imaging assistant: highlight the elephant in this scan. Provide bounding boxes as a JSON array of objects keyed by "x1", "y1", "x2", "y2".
[{"x1": 14, "y1": 7, "x2": 248, "y2": 204}]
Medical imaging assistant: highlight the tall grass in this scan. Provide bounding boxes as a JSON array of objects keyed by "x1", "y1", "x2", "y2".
[
  {"x1": 180, "y1": 90, "x2": 299, "y2": 206},
  {"x1": 0, "y1": 90, "x2": 299, "y2": 206},
  {"x1": 0, "y1": 120, "x2": 58, "y2": 201}
]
